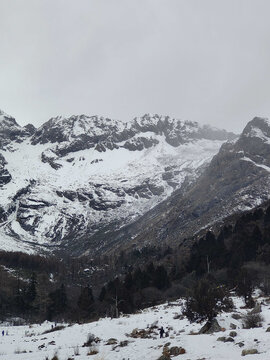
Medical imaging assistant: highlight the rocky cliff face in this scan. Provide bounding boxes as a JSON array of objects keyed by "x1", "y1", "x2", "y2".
[
  {"x1": 126, "y1": 117, "x2": 270, "y2": 252},
  {"x1": 0, "y1": 110, "x2": 236, "y2": 255}
]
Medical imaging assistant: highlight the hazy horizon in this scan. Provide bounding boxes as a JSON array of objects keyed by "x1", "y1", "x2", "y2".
[{"x1": 1, "y1": 0, "x2": 270, "y2": 133}]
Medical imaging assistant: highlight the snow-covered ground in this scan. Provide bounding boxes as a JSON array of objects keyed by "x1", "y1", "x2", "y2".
[{"x1": 1, "y1": 295, "x2": 270, "y2": 359}]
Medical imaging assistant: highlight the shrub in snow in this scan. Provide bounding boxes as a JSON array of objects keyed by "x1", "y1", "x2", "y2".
[
  {"x1": 87, "y1": 346, "x2": 99, "y2": 355},
  {"x1": 242, "y1": 313, "x2": 263, "y2": 329},
  {"x1": 183, "y1": 277, "x2": 233, "y2": 325}
]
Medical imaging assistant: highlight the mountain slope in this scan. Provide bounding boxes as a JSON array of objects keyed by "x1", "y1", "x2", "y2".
[
  {"x1": 126, "y1": 117, "x2": 270, "y2": 251},
  {"x1": 0, "y1": 111, "x2": 235, "y2": 255}
]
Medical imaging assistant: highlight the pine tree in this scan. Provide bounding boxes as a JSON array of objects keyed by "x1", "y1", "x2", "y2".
[
  {"x1": 153, "y1": 265, "x2": 170, "y2": 290},
  {"x1": 183, "y1": 277, "x2": 233, "y2": 323},
  {"x1": 47, "y1": 284, "x2": 67, "y2": 320},
  {"x1": 77, "y1": 285, "x2": 94, "y2": 312},
  {"x1": 25, "y1": 272, "x2": 37, "y2": 305}
]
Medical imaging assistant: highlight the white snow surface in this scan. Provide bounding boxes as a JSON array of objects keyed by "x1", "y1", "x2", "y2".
[
  {"x1": 240, "y1": 157, "x2": 270, "y2": 173},
  {"x1": 1, "y1": 295, "x2": 270, "y2": 359},
  {"x1": 248, "y1": 126, "x2": 270, "y2": 144}
]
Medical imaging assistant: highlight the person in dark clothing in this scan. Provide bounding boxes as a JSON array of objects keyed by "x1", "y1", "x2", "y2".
[
  {"x1": 2, "y1": 330, "x2": 4, "y2": 336},
  {"x1": 159, "y1": 326, "x2": 165, "y2": 338}
]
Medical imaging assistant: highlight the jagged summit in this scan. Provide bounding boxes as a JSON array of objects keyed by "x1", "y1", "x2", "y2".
[
  {"x1": 0, "y1": 109, "x2": 33, "y2": 145},
  {"x1": 234, "y1": 116, "x2": 270, "y2": 166},
  {"x1": 31, "y1": 114, "x2": 130, "y2": 145},
  {"x1": 241, "y1": 116, "x2": 270, "y2": 137},
  {"x1": 0, "y1": 109, "x2": 237, "y2": 255},
  {"x1": 30, "y1": 113, "x2": 237, "y2": 155}
]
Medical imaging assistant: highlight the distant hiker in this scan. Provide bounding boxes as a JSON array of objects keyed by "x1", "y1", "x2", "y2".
[
  {"x1": 159, "y1": 326, "x2": 165, "y2": 338},
  {"x1": 2, "y1": 330, "x2": 4, "y2": 336}
]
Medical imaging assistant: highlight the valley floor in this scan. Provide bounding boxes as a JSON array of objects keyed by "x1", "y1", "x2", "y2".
[{"x1": 0, "y1": 295, "x2": 270, "y2": 360}]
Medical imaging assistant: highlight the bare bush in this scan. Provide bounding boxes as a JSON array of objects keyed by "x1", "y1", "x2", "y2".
[
  {"x1": 74, "y1": 345, "x2": 80, "y2": 356},
  {"x1": 242, "y1": 313, "x2": 263, "y2": 329}
]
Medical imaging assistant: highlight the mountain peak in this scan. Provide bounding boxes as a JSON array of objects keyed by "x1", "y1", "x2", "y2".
[
  {"x1": 0, "y1": 109, "x2": 17, "y2": 124},
  {"x1": 239, "y1": 117, "x2": 270, "y2": 151},
  {"x1": 241, "y1": 116, "x2": 270, "y2": 139}
]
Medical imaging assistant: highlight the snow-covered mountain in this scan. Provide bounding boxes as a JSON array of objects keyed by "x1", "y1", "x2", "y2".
[
  {"x1": 128, "y1": 117, "x2": 270, "y2": 251},
  {"x1": 0, "y1": 110, "x2": 236, "y2": 255}
]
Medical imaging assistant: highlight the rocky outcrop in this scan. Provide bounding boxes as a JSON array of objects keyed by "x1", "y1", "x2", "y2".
[
  {"x1": 0, "y1": 110, "x2": 33, "y2": 147},
  {"x1": 242, "y1": 349, "x2": 258, "y2": 356},
  {"x1": 41, "y1": 151, "x2": 62, "y2": 170},
  {"x1": 123, "y1": 137, "x2": 159, "y2": 151},
  {"x1": 0, "y1": 153, "x2": 12, "y2": 186},
  {"x1": 199, "y1": 319, "x2": 221, "y2": 334}
]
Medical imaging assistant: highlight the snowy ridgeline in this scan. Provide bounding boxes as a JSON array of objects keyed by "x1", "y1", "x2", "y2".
[
  {"x1": 1, "y1": 295, "x2": 270, "y2": 360},
  {"x1": 0, "y1": 109, "x2": 239, "y2": 255}
]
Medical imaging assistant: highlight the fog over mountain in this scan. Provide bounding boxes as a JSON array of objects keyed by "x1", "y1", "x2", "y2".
[{"x1": 1, "y1": 0, "x2": 270, "y2": 132}]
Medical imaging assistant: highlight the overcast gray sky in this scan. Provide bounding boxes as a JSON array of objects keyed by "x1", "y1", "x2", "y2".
[{"x1": 1, "y1": 0, "x2": 270, "y2": 132}]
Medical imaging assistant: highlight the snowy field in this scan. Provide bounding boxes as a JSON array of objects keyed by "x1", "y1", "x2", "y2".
[{"x1": 0, "y1": 295, "x2": 270, "y2": 360}]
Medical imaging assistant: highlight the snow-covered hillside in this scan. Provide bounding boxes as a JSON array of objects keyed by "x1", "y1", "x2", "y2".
[
  {"x1": 129, "y1": 116, "x2": 270, "y2": 251},
  {"x1": 1, "y1": 295, "x2": 270, "y2": 359},
  {"x1": 0, "y1": 111, "x2": 236, "y2": 255}
]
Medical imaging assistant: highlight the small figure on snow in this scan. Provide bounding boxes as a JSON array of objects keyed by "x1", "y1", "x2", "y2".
[
  {"x1": 2, "y1": 330, "x2": 4, "y2": 336},
  {"x1": 159, "y1": 326, "x2": 165, "y2": 338}
]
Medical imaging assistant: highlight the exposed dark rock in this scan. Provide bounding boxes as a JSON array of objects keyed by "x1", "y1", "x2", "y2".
[
  {"x1": 12, "y1": 181, "x2": 36, "y2": 202},
  {"x1": 123, "y1": 136, "x2": 159, "y2": 151},
  {"x1": 77, "y1": 193, "x2": 89, "y2": 202},
  {"x1": 41, "y1": 152, "x2": 62, "y2": 170},
  {"x1": 199, "y1": 319, "x2": 221, "y2": 334},
  {"x1": 0, "y1": 206, "x2": 7, "y2": 222},
  {"x1": 19, "y1": 199, "x2": 51, "y2": 210},
  {"x1": 105, "y1": 338, "x2": 118, "y2": 345},
  {"x1": 23, "y1": 123, "x2": 36, "y2": 135},
  {"x1": 237, "y1": 342, "x2": 245, "y2": 348},
  {"x1": 62, "y1": 191, "x2": 77, "y2": 201},
  {"x1": 95, "y1": 143, "x2": 106, "y2": 152},
  {"x1": 162, "y1": 172, "x2": 174, "y2": 181},
  {"x1": 249, "y1": 303, "x2": 261, "y2": 315},
  {"x1": 169, "y1": 346, "x2": 186, "y2": 355},
  {"x1": 232, "y1": 313, "x2": 242, "y2": 320},
  {"x1": 148, "y1": 183, "x2": 164, "y2": 196},
  {"x1": 0, "y1": 153, "x2": 12, "y2": 186},
  {"x1": 241, "y1": 349, "x2": 258, "y2": 356},
  {"x1": 56, "y1": 190, "x2": 63, "y2": 197},
  {"x1": 89, "y1": 198, "x2": 125, "y2": 211},
  {"x1": 217, "y1": 337, "x2": 234, "y2": 343},
  {"x1": 0, "y1": 110, "x2": 32, "y2": 146}
]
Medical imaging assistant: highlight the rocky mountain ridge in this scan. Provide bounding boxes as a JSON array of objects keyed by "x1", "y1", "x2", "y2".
[
  {"x1": 122, "y1": 117, "x2": 270, "y2": 253},
  {"x1": 0, "y1": 110, "x2": 235, "y2": 255}
]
